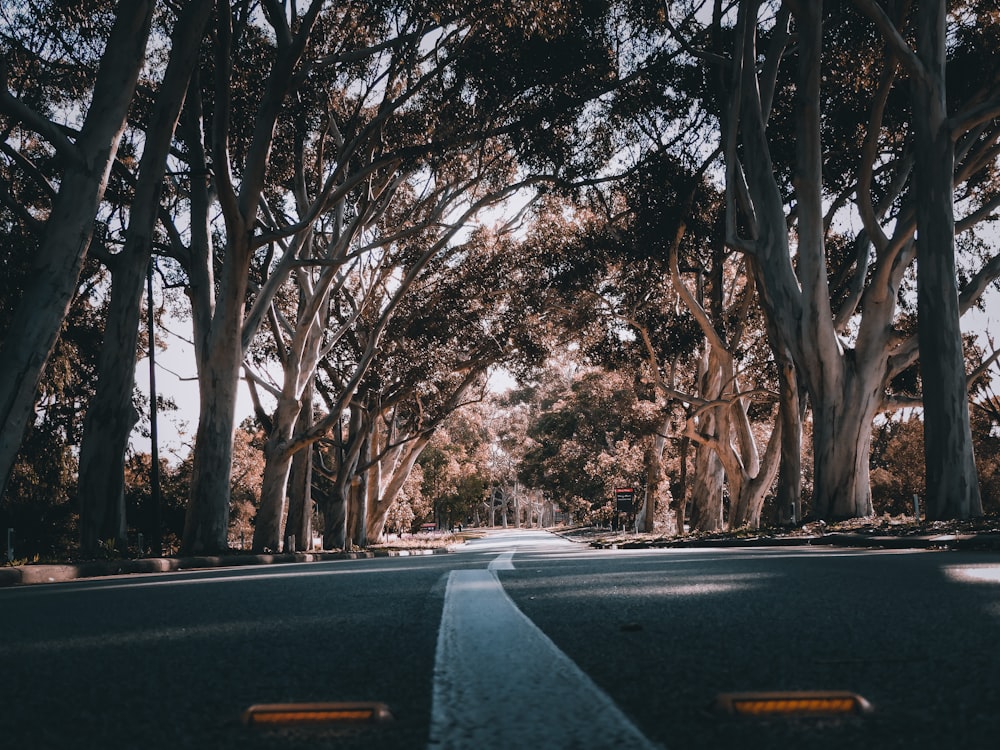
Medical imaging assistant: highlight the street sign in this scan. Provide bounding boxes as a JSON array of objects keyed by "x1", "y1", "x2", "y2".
[{"x1": 615, "y1": 487, "x2": 635, "y2": 512}]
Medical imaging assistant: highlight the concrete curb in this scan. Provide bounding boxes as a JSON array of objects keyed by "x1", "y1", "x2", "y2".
[
  {"x1": 0, "y1": 546, "x2": 451, "y2": 588},
  {"x1": 589, "y1": 532, "x2": 1000, "y2": 552}
]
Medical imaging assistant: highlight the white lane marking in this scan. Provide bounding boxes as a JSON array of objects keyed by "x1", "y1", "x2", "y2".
[
  {"x1": 487, "y1": 551, "x2": 515, "y2": 571},
  {"x1": 427, "y1": 566, "x2": 661, "y2": 749}
]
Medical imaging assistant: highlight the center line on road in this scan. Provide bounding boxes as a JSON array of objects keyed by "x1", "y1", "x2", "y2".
[
  {"x1": 487, "y1": 551, "x2": 515, "y2": 571},
  {"x1": 427, "y1": 558, "x2": 661, "y2": 749}
]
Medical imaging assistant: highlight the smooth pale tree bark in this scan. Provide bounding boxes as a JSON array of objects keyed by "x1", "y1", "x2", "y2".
[
  {"x1": 251, "y1": 277, "x2": 334, "y2": 552},
  {"x1": 284, "y1": 386, "x2": 314, "y2": 550},
  {"x1": 726, "y1": 411, "x2": 782, "y2": 528},
  {"x1": 363, "y1": 369, "x2": 487, "y2": 540},
  {"x1": 183, "y1": 236, "x2": 253, "y2": 552},
  {"x1": 182, "y1": 1, "x2": 324, "y2": 554},
  {"x1": 0, "y1": 1, "x2": 154, "y2": 501},
  {"x1": 668, "y1": 229, "x2": 788, "y2": 529},
  {"x1": 322, "y1": 405, "x2": 366, "y2": 549},
  {"x1": 719, "y1": 1, "x2": 999, "y2": 521},
  {"x1": 365, "y1": 434, "x2": 431, "y2": 541},
  {"x1": 689, "y1": 445, "x2": 725, "y2": 530},
  {"x1": 254, "y1": 179, "x2": 519, "y2": 548},
  {"x1": 638, "y1": 420, "x2": 670, "y2": 533},
  {"x1": 852, "y1": 0, "x2": 1000, "y2": 522},
  {"x1": 911, "y1": 0, "x2": 982, "y2": 519},
  {"x1": 724, "y1": 1, "x2": 877, "y2": 520},
  {"x1": 783, "y1": 1, "x2": 874, "y2": 520},
  {"x1": 347, "y1": 418, "x2": 372, "y2": 547},
  {"x1": 688, "y1": 347, "x2": 725, "y2": 532},
  {"x1": 77, "y1": 0, "x2": 213, "y2": 556},
  {"x1": 773, "y1": 356, "x2": 803, "y2": 524},
  {"x1": 756, "y1": 284, "x2": 803, "y2": 524},
  {"x1": 252, "y1": 388, "x2": 301, "y2": 551}
]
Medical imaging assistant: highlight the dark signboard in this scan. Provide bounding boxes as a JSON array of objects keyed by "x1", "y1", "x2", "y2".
[{"x1": 615, "y1": 487, "x2": 635, "y2": 512}]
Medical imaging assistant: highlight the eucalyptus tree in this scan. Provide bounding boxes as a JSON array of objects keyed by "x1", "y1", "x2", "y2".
[
  {"x1": 851, "y1": 0, "x2": 998, "y2": 518},
  {"x1": 155, "y1": 0, "x2": 619, "y2": 554},
  {"x1": 245, "y1": 139, "x2": 542, "y2": 551},
  {"x1": 565, "y1": 156, "x2": 793, "y2": 532},
  {"x1": 657, "y1": 1, "x2": 1000, "y2": 520},
  {"x1": 76, "y1": 0, "x2": 214, "y2": 555},
  {"x1": 547, "y1": 229, "x2": 696, "y2": 532},
  {"x1": 0, "y1": 218, "x2": 102, "y2": 555},
  {"x1": 485, "y1": 394, "x2": 535, "y2": 527},
  {"x1": 273, "y1": 214, "x2": 553, "y2": 549},
  {"x1": 355, "y1": 224, "x2": 553, "y2": 542},
  {"x1": 171, "y1": 0, "x2": 329, "y2": 554},
  {"x1": 0, "y1": 0, "x2": 154, "y2": 503}
]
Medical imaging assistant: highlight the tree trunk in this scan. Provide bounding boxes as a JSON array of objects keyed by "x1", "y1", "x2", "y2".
[
  {"x1": 348, "y1": 474, "x2": 367, "y2": 548},
  {"x1": 347, "y1": 419, "x2": 371, "y2": 548},
  {"x1": 674, "y1": 432, "x2": 689, "y2": 534},
  {"x1": 689, "y1": 442, "x2": 725, "y2": 532},
  {"x1": 809, "y1": 369, "x2": 879, "y2": 520},
  {"x1": 913, "y1": 0, "x2": 982, "y2": 520},
  {"x1": 639, "y1": 423, "x2": 668, "y2": 533},
  {"x1": 775, "y1": 358, "x2": 803, "y2": 524},
  {"x1": 0, "y1": 2, "x2": 154, "y2": 500},
  {"x1": 366, "y1": 434, "x2": 430, "y2": 542},
  {"x1": 727, "y1": 3, "x2": 885, "y2": 523},
  {"x1": 321, "y1": 405, "x2": 365, "y2": 550},
  {"x1": 323, "y1": 482, "x2": 349, "y2": 551},
  {"x1": 77, "y1": 251, "x2": 145, "y2": 557},
  {"x1": 182, "y1": 235, "x2": 252, "y2": 554},
  {"x1": 728, "y1": 412, "x2": 782, "y2": 529},
  {"x1": 688, "y1": 347, "x2": 725, "y2": 531},
  {"x1": 285, "y1": 388, "x2": 314, "y2": 551},
  {"x1": 77, "y1": 0, "x2": 212, "y2": 555},
  {"x1": 183, "y1": 2, "x2": 324, "y2": 554},
  {"x1": 253, "y1": 393, "x2": 300, "y2": 552}
]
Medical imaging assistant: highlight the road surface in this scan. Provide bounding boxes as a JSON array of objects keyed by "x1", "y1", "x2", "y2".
[{"x1": 2, "y1": 529, "x2": 999, "y2": 748}]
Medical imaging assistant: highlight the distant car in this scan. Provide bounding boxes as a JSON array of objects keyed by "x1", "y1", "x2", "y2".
[{"x1": 419, "y1": 523, "x2": 437, "y2": 533}]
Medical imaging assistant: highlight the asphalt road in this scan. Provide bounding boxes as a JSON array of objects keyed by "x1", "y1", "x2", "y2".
[{"x1": 2, "y1": 530, "x2": 999, "y2": 749}]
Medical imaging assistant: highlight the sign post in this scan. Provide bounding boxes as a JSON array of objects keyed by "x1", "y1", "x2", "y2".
[
  {"x1": 614, "y1": 488, "x2": 635, "y2": 531},
  {"x1": 615, "y1": 488, "x2": 635, "y2": 512}
]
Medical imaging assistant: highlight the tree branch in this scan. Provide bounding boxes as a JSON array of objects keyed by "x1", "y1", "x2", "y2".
[{"x1": 851, "y1": 0, "x2": 928, "y2": 85}]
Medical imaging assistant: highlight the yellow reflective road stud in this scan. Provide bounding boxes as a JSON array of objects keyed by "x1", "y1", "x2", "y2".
[
  {"x1": 243, "y1": 702, "x2": 394, "y2": 727},
  {"x1": 714, "y1": 691, "x2": 872, "y2": 717}
]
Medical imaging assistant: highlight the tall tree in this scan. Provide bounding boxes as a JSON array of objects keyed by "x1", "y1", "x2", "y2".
[
  {"x1": 76, "y1": 0, "x2": 214, "y2": 555},
  {"x1": 0, "y1": 0, "x2": 154, "y2": 501},
  {"x1": 853, "y1": 0, "x2": 989, "y2": 519},
  {"x1": 173, "y1": 0, "x2": 618, "y2": 553},
  {"x1": 699, "y1": 0, "x2": 1000, "y2": 519},
  {"x1": 180, "y1": 0, "x2": 325, "y2": 554}
]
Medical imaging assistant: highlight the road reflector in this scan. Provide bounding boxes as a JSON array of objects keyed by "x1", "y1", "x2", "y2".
[
  {"x1": 714, "y1": 691, "x2": 872, "y2": 717},
  {"x1": 243, "y1": 701, "x2": 393, "y2": 727}
]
